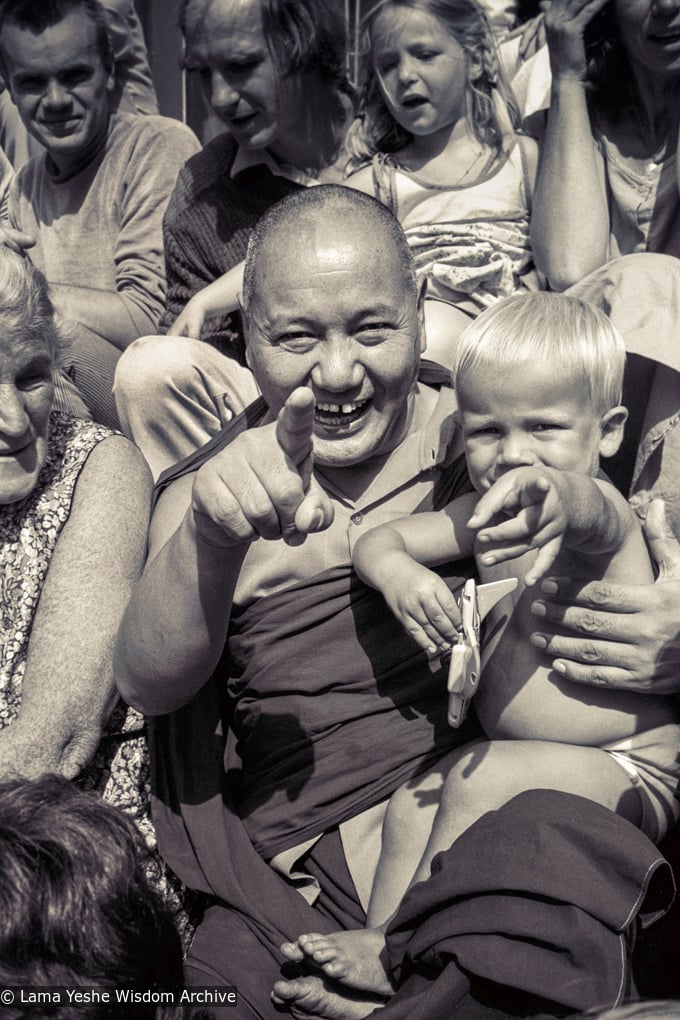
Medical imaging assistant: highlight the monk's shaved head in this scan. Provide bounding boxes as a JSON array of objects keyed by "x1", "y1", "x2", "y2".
[{"x1": 242, "y1": 185, "x2": 419, "y2": 317}]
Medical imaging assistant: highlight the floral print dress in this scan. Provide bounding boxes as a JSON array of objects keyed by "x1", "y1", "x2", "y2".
[{"x1": 0, "y1": 412, "x2": 189, "y2": 940}]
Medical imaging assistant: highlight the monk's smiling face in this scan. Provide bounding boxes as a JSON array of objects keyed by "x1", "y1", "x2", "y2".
[{"x1": 244, "y1": 202, "x2": 425, "y2": 469}]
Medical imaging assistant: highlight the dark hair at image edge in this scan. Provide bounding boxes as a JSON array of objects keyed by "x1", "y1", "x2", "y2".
[
  {"x1": 0, "y1": 0, "x2": 114, "y2": 74},
  {"x1": 0, "y1": 775, "x2": 183, "y2": 1018},
  {"x1": 584, "y1": 1, "x2": 635, "y2": 114}
]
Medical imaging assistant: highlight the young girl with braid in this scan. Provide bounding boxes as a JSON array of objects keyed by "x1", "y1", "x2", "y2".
[
  {"x1": 173, "y1": 0, "x2": 539, "y2": 371},
  {"x1": 344, "y1": 0, "x2": 540, "y2": 367}
]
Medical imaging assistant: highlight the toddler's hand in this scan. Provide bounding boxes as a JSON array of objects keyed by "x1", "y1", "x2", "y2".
[
  {"x1": 468, "y1": 467, "x2": 567, "y2": 585},
  {"x1": 383, "y1": 563, "x2": 461, "y2": 657}
]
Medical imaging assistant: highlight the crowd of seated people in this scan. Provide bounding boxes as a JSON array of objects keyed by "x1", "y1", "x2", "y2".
[
  {"x1": 0, "y1": 0, "x2": 199, "y2": 429},
  {"x1": 2, "y1": 0, "x2": 680, "y2": 1018}
]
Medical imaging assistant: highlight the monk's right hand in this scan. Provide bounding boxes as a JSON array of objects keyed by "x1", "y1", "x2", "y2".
[{"x1": 191, "y1": 386, "x2": 334, "y2": 548}]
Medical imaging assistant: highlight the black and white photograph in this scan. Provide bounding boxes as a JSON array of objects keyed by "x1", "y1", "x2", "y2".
[{"x1": 0, "y1": 1, "x2": 679, "y2": 1018}]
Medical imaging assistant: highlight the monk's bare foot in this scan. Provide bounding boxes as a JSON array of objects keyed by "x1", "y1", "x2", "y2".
[
  {"x1": 292, "y1": 929, "x2": 394, "y2": 996},
  {"x1": 272, "y1": 974, "x2": 386, "y2": 1019}
]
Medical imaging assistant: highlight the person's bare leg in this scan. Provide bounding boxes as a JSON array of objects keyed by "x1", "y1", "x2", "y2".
[
  {"x1": 409, "y1": 738, "x2": 642, "y2": 886},
  {"x1": 422, "y1": 299, "x2": 472, "y2": 369},
  {"x1": 286, "y1": 745, "x2": 480, "y2": 994},
  {"x1": 366, "y1": 761, "x2": 453, "y2": 926},
  {"x1": 292, "y1": 738, "x2": 643, "y2": 994}
]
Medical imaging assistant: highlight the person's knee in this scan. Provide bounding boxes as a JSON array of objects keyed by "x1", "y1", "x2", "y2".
[
  {"x1": 113, "y1": 334, "x2": 214, "y2": 442},
  {"x1": 440, "y1": 741, "x2": 516, "y2": 811},
  {"x1": 382, "y1": 776, "x2": 441, "y2": 853},
  {"x1": 114, "y1": 334, "x2": 195, "y2": 405},
  {"x1": 607, "y1": 251, "x2": 680, "y2": 278},
  {"x1": 380, "y1": 787, "x2": 417, "y2": 856}
]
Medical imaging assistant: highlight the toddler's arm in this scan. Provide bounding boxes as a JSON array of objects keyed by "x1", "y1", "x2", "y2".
[
  {"x1": 353, "y1": 497, "x2": 478, "y2": 655},
  {"x1": 470, "y1": 466, "x2": 636, "y2": 585},
  {"x1": 171, "y1": 262, "x2": 244, "y2": 338}
]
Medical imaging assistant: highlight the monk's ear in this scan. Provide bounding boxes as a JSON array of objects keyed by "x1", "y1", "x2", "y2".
[
  {"x1": 599, "y1": 405, "x2": 628, "y2": 459},
  {"x1": 416, "y1": 277, "x2": 428, "y2": 355},
  {"x1": 239, "y1": 294, "x2": 253, "y2": 370}
]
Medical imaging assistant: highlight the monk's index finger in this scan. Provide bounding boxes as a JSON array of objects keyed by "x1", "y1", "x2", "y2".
[{"x1": 276, "y1": 387, "x2": 315, "y2": 468}]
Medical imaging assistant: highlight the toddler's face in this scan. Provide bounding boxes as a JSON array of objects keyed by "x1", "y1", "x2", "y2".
[{"x1": 457, "y1": 360, "x2": 611, "y2": 493}]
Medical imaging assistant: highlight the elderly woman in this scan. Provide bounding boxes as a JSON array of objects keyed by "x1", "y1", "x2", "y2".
[{"x1": 0, "y1": 248, "x2": 184, "y2": 921}]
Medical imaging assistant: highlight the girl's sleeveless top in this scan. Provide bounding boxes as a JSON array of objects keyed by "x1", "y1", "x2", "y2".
[{"x1": 371, "y1": 141, "x2": 537, "y2": 315}]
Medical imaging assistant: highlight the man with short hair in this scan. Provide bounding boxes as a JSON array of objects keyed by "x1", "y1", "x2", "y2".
[
  {"x1": 0, "y1": 0, "x2": 199, "y2": 427},
  {"x1": 0, "y1": 0, "x2": 159, "y2": 174}
]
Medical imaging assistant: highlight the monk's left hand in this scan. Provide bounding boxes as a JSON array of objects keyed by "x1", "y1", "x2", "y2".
[{"x1": 529, "y1": 500, "x2": 680, "y2": 692}]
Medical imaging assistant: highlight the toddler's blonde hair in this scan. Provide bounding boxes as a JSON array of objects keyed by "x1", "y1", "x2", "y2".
[{"x1": 453, "y1": 292, "x2": 625, "y2": 415}]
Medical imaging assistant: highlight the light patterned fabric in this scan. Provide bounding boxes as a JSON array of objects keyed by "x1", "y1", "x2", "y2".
[
  {"x1": 597, "y1": 135, "x2": 680, "y2": 261},
  {"x1": 0, "y1": 412, "x2": 189, "y2": 939},
  {"x1": 0, "y1": 414, "x2": 113, "y2": 714},
  {"x1": 370, "y1": 143, "x2": 536, "y2": 316}
]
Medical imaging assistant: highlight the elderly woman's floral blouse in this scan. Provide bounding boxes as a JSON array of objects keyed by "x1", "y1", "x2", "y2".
[{"x1": 0, "y1": 412, "x2": 188, "y2": 938}]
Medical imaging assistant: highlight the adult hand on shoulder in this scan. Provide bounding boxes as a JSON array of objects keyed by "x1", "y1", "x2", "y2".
[
  {"x1": 544, "y1": 0, "x2": 610, "y2": 80},
  {"x1": 191, "y1": 386, "x2": 334, "y2": 548},
  {"x1": 528, "y1": 500, "x2": 680, "y2": 693},
  {"x1": 0, "y1": 224, "x2": 36, "y2": 255}
]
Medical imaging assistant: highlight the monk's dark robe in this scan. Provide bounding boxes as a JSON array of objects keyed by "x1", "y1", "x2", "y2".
[
  {"x1": 381, "y1": 790, "x2": 675, "y2": 1019},
  {"x1": 150, "y1": 386, "x2": 481, "y2": 1014},
  {"x1": 228, "y1": 561, "x2": 477, "y2": 859}
]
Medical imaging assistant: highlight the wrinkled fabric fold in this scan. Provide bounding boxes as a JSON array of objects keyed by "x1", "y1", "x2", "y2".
[{"x1": 382, "y1": 790, "x2": 675, "y2": 1018}]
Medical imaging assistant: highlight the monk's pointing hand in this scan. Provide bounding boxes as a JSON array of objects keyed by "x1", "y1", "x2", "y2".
[
  {"x1": 192, "y1": 387, "x2": 334, "y2": 547},
  {"x1": 275, "y1": 388, "x2": 334, "y2": 541}
]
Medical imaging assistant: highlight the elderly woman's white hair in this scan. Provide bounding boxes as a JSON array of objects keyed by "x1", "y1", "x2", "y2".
[
  {"x1": 453, "y1": 291, "x2": 626, "y2": 416},
  {"x1": 0, "y1": 248, "x2": 64, "y2": 369}
]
